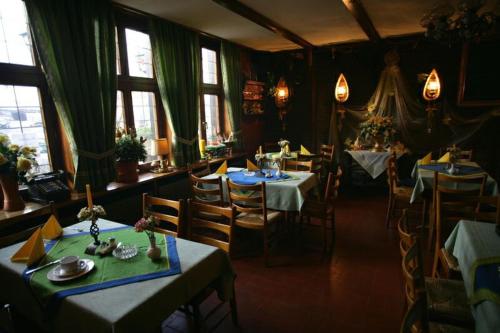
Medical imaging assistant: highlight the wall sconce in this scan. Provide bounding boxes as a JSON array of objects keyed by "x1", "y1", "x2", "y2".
[
  {"x1": 422, "y1": 68, "x2": 441, "y2": 133},
  {"x1": 334, "y1": 73, "x2": 349, "y2": 122},
  {"x1": 275, "y1": 77, "x2": 290, "y2": 131}
]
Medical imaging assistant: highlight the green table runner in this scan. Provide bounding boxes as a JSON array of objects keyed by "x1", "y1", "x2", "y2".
[{"x1": 24, "y1": 227, "x2": 181, "y2": 310}]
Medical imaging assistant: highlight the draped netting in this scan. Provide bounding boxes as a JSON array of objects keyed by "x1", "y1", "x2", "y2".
[{"x1": 329, "y1": 50, "x2": 500, "y2": 158}]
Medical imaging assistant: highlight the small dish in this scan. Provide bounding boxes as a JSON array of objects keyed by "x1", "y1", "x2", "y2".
[
  {"x1": 47, "y1": 259, "x2": 94, "y2": 282},
  {"x1": 112, "y1": 244, "x2": 138, "y2": 260}
]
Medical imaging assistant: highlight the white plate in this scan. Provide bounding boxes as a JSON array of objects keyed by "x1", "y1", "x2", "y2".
[{"x1": 47, "y1": 259, "x2": 94, "y2": 282}]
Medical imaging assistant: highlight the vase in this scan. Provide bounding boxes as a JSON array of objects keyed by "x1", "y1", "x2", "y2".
[
  {"x1": 116, "y1": 160, "x2": 139, "y2": 183},
  {"x1": 0, "y1": 173, "x2": 25, "y2": 211},
  {"x1": 371, "y1": 135, "x2": 385, "y2": 152},
  {"x1": 146, "y1": 235, "x2": 161, "y2": 260}
]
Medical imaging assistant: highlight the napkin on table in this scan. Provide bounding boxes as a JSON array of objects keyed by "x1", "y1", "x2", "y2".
[
  {"x1": 10, "y1": 228, "x2": 45, "y2": 266},
  {"x1": 418, "y1": 152, "x2": 432, "y2": 165},
  {"x1": 247, "y1": 159, "x2": 259, "y2": 171},
  {"x1": 300, "y1": 145, "x2": 311, "y2": 155},
  {"x1": 215, "y1": 161, "x2": 227, "y2": 174},
  {"x1": 438, "y1": 152, "x2": 450, "y2": 163},
  {"x1": 41, "y1": 214, "x2": 63, "y2": 240}
]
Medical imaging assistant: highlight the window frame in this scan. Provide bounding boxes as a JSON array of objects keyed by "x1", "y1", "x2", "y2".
[
  {"x1": 199, "y1": 38, "x2": 224, "y2": 142},
  {"x1": 115, "y1": 10, "x2": 168, "y2": 159}
]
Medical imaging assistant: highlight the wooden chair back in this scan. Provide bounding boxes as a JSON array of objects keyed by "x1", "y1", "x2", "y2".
[
  {"x1": 142, "y1": 194, "x2": 185, "y2": 238},
  {"x1": 402, "y1": 240, "x2": 425, "y2": 307},
  {"x1": 297, "y1": 153, "x2": 322, "y2": 174},
  {"x1": 226, "y1": 180, "x2": 268, "y2": 225},
  {"x1": 397, "y1": 209, "x2": 416, "y2": 259},
  {"x1": 387, "y1": 158, "x2": 398, "y2": 194},
  {"x1": 188, "y1": 160, "x2": 211, "y2": 177},
  {"x1": 400, "y1": 295, "x2": 430, "y2": 333},
  {"x1": 457, "y1": 149, "x2": 473, "y2": 162},
  {"x1": 282, "y1": 159, "x2": 313, "y2": 172},
  {"x1": 323, "y1": 167, "x2": 342, "y2": 203},
  {"x1": 189, "y1": 173, "x2": 224, "y2": 206},
  {"x1": 187, "y1": 199, "x2": 234, "y2": 254},
  {"x1": 320, "y1": 144, "x2": 334, "y2": 165}
]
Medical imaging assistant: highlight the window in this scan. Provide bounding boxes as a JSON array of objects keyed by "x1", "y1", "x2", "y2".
[
  {"x1": 0, "y1": 0, "x2": 34, "y2": 66},
  {"x1": 0, "y1": 85, "x2": 51, "y2": 172},
  {"x1": 125, "y1": 28, "x2": 153, "y2": 78},
  {"x1": 200, "y1": 45, "x2": 223, "y2": 144},
  {"x1": 115, "y1": 11, "x2": 166, "y2": 164}
]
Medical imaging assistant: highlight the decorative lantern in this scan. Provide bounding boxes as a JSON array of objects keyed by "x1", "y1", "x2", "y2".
[
  {"x1": 275, "y1": 77, "x2": 290, "y2": 131},
  {"x1": 334, "y1": 73, "x2": 349, "y2": 125},
  {"x1": 422, "y1": 68, "x2": 442, "y2": 133}
]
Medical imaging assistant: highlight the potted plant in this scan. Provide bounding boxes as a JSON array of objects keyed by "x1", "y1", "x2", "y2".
[
  {"x1": 115, "y1": 129, "x2": 147, "y2": 183},
  {"x1": 359, "y1": 115, "x2": 396, "y2": 152},
  {"x1": 0, "y1": 133, "x2": 38, "y2": 211}
]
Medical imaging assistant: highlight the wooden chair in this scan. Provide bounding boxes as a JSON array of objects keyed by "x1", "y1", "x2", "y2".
[
  {"x1": 297, "y1": 153, "x2": 322, "y2": 174},
  {"x1": 282, "y1": 159, "x2": 313, "y2": 172},
  {"x1": 431, "y1": 172, "x2": 486, "y2": 277},
  {"x1": 188, "y1": 160, "x2": 211, "y2": 177},
  {"x1": 402, "y1": 240, "x2": 475, "y2": 329},
  {"x1": 457, "y1": 149, "x2": 473, "y2": 162},
  {"x1": 397, "y1": 209, "x2": 417, "y2": 259},
  {"x1": 226, "y1": 180, "x2": 283, "y2": 266},
  {"x1": 142, "y1": 194, "x2": 185, "y2": 238},
  {"x1": 386, "y1": 155, "x2": 426, "y2": 228},
  {"x1": 319, "y1": 144, "x2": 334, "y2": 167},
  {"x1": 400, "y1": 296, "x2": 473, "y2": 333},
  {"x1": 189, "y1": 173, "x2": 224, "y2": 207},
  {"x1": 186, "y1": 199, "x2": 238, "y2": 331},
  {"x1": 474, "y1": 194, "x2": 500, "y2": 223},
  {"x1": 299, "y1": 167, "x2": 342, "y2": 254}
]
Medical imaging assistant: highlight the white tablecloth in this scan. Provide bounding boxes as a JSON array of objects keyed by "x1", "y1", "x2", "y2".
[
  {"x1": 0, "y1": 220, "x2": 234, "y2": 333},
  {"x1": 445, "y1": 220, "x2": 500, "y2": 333},
  {"x1": 205, "y1": 167, "x2": 318, "y2": 212},
  {"x1": 410, "y1": 161, "x2": 498, "y2": 203},
  {"x1": 346, "y1": 150, "x2": 401, "y2": 179}
]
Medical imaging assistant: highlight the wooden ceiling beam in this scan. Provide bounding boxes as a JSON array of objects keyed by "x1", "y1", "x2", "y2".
[
  {"x1": 342, "y1": 0, "x2": 381, "y2": 42},
  {"x1": 212, "y1": 0, "x2": 314, "y2": 49}
]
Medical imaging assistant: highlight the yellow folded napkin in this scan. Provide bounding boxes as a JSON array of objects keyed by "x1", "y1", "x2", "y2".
[
  {"x1": 300, "y1": 145, "x2": 311, "y2": 155},
  {"x1": 438, "y1": 152, "x2": 450, "y2": 163},
  {"x1": 247, "y1": 159, "x2": 259, "y2": 171},
  {"x1": 215, "y1": 161, "x2": 227, "y2": 174},
  {"x1": 10, "y1": 228, "x2": 45, "y2": 266},
  {"x1": 41, "y1": 214, "x2": 63, "y2": 240},
  {"x1": 418, "y1": 152, "x2": 432, "y2": 165}
]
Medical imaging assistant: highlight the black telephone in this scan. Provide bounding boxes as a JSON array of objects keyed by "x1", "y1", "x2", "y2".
[{"x1": 27, "y1": 170, "x2": 70, "y2": 204}]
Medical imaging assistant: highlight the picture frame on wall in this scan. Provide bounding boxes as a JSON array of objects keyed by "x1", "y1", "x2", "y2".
[{"x1": 457, "y1": 41, "x2": 500, "y2": 107}]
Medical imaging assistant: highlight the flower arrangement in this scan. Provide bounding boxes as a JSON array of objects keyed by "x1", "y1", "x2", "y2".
[
  {"x1": 134, "y1": 216, "x2": 159, "y2": 241},
  {"x1": 115, "y1": 129, "x2": 147, "y2": 162},
  {"x1": 359, "y1": 115, "x2": 396, "y2": 144},
  {"x1": 77, "y1": 205, "x2": 106, "y2": 221},
  {"x1": 0, "y1": 133, "x2": 38, "y2": 183}
]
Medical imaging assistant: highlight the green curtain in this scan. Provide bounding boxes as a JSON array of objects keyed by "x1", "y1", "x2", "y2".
[
  {"x1": 221, "y1": 41, "x2": 243, "y2": 148},
  {"x1": 149, "y1": 18, "x2": 200, "y2": 166},
  {"x1": 24, "y1": 0, "x2": 116, "y2": 191}
]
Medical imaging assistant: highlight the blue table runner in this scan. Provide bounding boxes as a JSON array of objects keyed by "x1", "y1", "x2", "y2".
[
  {"x1": 227, "y1": 170, "x2": 290, "y2": 185},
  {"x1": 418, "y1": 163, "x2": 483, "y2": 176}
]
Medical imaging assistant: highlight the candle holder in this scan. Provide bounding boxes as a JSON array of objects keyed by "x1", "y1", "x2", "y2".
[{"x1": 77, "y1": 205, "x2": 106, "y2": 255}]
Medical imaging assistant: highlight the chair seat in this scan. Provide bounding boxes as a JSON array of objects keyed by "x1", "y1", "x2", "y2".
[
  {"x1": 425, "y1": 278, "x2": 475, "y2": 326},
  {"x1": 235, "y1": 210, "x2": 282, "y2": 229},
  {"x1": 429, "y1": 322, "x2": 474, "y2": 333}
]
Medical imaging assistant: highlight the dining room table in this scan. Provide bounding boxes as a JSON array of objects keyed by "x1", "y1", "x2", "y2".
[
  {"x1": 410, "y1": 160, "x2": 498, "y2": 203},
  {"x1": 204, "y1": 167, "x2": 318, "y2": 212},
  {"x1": 345, "y1": 149, "x2": 404, "y2": 179},
  {"x1": 445, "y1": 220, "x2": 500, "y2": 333},
  {"x1": 0, "y1": 219, "x2": 235, "y2": 333}
]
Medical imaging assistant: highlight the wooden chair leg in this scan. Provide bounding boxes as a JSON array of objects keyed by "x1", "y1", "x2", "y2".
[
  {"x1": 431, "y1": 244, "x2": 440, "y2": 278},
  {"x1": 427, "y1": 207, "x2": 435, "y2": 252},
  {"x1": 229, "y1": 288, "x2": 239, "y2": 327},
  {"x1": 263, "y1": 229, "x2": 270, "y2": 267}
]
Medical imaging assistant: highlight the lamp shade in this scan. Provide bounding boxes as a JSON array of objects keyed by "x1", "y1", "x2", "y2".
[
  {"x1": 151, "y1": 138, "x2": 169, "y2": 156},
  {"x1": 274, "y1": 77, "x2": 290, "y2": 108},
  {"x1": 423, "y1": 68, "x2": 441, "y2": 101},
  {"x1": 335, "y1": 73, "x2": 349, "y2": 103}
]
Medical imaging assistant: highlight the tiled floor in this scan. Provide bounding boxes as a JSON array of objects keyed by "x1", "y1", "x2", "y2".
[{"x1": 163, "y1": 189, "x2": 405, "y2": 333}]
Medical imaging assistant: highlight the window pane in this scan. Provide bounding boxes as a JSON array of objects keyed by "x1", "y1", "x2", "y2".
[
  {"x1": 132, "y1": 91, "x2": 156, "y2": 161},
  {"x1": 202, "y1": 48, "x2": 217, "y2": 84},
  {"x1": 125, "y1": 29, "x2": 153, "y2": 78},
  {"x1": 0, "y1": 85, "x2": 51, "y2": 173},
  {"x1": 203, "y1": 94, "x2": 219, "y2": 144},
  {"x1": 116, "y1": 91, "x2": 125, "y2": 131},
  {"x1": 0, "y1": 0, "x2": 34, "y2": 66},
  {"x1": 115, "y1": 28, "x2": 121, "y2": 75}
]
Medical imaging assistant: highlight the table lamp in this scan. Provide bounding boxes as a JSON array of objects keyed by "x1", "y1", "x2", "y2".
[{"x1": 151, "y1": 138, "x2": 170, "y2": 172}]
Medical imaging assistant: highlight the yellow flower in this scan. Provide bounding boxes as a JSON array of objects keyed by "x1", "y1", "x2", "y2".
[
  {"x1": 0, "y1": 134, "x2": 9, "y2": 146},
  {"x1": 0, "y1": 153, "x2": 7, "y2": 166},
  {"x1": 17, "y1": 157, "x2": 32, "y2": 172},
  {"x1": 9, "y1": 144, "x2": 20, "y2": 152},
  {"x1": 20, "y1": 146, "x2": 35, "y2": 156}
]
